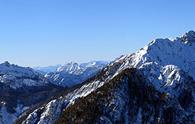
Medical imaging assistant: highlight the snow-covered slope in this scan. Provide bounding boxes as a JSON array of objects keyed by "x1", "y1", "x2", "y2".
[
  {"x1": 0, "y1": 61, "x2": 48, "y2": 89},
  {"x1": 45, "y1": 61, "x2": 108, "y2": 87},
  {"x1": 0, "y1": 103, "x2": 28, "y2": 124},
  {"x1": 108, "y1": 31, "x2": 195, "y2": 96},
  {"x1": 0, "y1": 61, "x2": 106, "y2": 124},
  {"x1": 18, "y1": 31, "x2": 195, "y2": 124},
  {"x1": 0, "y1": 62, "x2": 64, "y2": 124}
]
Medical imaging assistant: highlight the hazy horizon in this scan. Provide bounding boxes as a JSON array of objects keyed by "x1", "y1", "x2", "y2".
[{"x1": 1, "y1": 0, "x2": 195, "y2": 67}]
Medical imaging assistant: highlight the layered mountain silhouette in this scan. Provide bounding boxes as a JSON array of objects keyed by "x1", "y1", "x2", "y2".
[
  {"x1": 0, "y1": 61, "x2": 107, "y2": 124},
  {"x1": 1, "y1": 31, "x2": 195, "y2": 124}
]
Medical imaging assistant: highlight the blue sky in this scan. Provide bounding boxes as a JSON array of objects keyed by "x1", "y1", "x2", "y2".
[{"x1": 0, "y1": 0, "x2": 195, "y2": 67}]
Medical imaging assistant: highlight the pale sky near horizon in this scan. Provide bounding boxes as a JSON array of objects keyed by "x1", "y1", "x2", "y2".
[{"x1": 0, "y1": 0, "x2": 195, "y2": 67}]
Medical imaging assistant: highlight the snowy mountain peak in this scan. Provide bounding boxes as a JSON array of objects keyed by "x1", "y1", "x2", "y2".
[
  {"x1": 57, "y1": 62, "x2": 80, "y2": 73},
  {"x1": 103, "y1": 31, "x2": 195, "y2": 97},
  {"x1": 180, "y1": 30, "x2": 195, "y2": 44},
  {"x1": 45, "y1": 61, "x2": 108, "y2": 87},
  {"x1": 56, "y1": 61, "x2": 107, "y2": 74}
]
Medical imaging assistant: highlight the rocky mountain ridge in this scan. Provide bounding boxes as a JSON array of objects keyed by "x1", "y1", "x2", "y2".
[
  {"x1": 18, "y1": 31, "x2": 195, "y2": 124},
  {"x1": 45, "y1": 61, "x2": 107, "y2": 87}
]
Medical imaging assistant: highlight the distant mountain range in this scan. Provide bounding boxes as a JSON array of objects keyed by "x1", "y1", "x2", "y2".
[
  {"x1": 1, "y1": 31, "x2": 195, "y2": 124},
  {"x1": 0, "y1": 61, "x2": 107, "y2": 124},
  {"x1": 44, "y1": 61, "x2": 108, "y2": 87},
  {"x1": 33, "y1": 65, "x2": 62, "y2": 73}
]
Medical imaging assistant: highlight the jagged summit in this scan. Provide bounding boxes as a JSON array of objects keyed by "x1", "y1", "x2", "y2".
[
  {"x1": 1, "y1": 61, "x2": 10, "y2": 66},
  {"x1": 56, "y1": 61, "x2": 108, "y2": 74},
  {"x1": 180, "y1": 30, "x2": 195, "y2": 44},
  {"x1": 57, "y1": 62, "x2": 80, "y2": 73},
  {"x1": 45, "y1": 61, "x2": 108, "y2": 87},
  {"x1": 104, "y1": 31, "x2": 195, "y2": 97}
]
